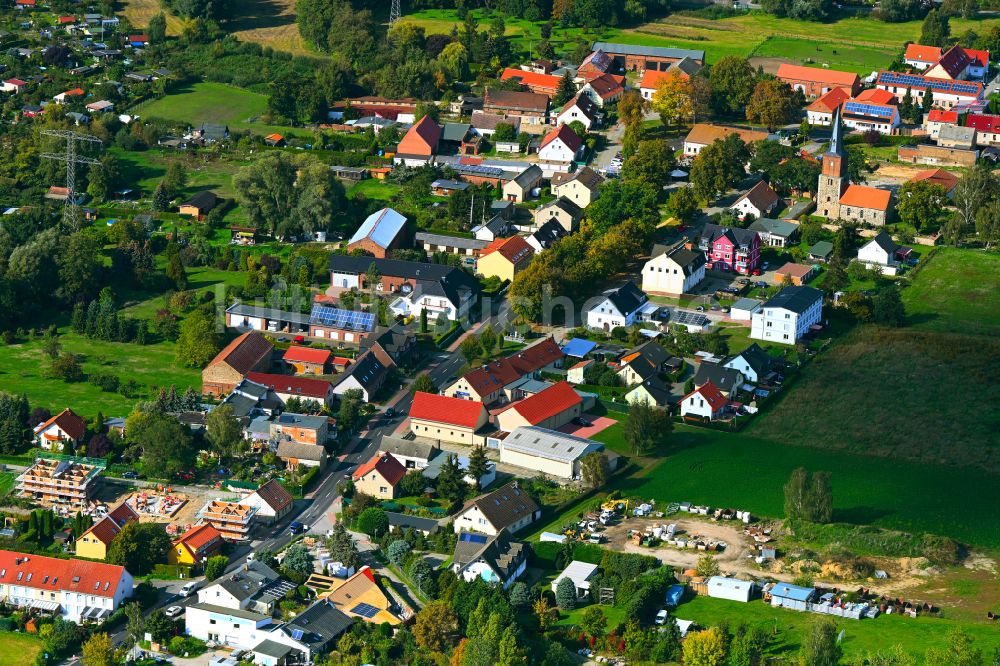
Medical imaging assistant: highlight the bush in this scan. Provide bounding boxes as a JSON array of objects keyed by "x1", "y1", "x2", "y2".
[
  {"x1": 387, "y1": 539, "x2": 411, "y2": 567},
  {"x1": 357, "y1": 507, "x2": 389, "y2": 537}
]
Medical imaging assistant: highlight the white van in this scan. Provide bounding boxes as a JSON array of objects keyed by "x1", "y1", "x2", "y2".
[{"x1": 179, "y1": 581, "x2": 200, "y2": 597}]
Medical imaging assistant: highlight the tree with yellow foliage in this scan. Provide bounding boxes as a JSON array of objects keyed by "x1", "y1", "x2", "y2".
[
  {"x1": 682, "y1": 627, "x2": 728, "y2": 666},
  {"x1": 652, "y1": 71, "x2": 694, "y2": 127}
]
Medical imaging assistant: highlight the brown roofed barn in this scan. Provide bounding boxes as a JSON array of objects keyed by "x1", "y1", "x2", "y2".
[{"x1": 202, "y1": 331, "x2": 274, "y2": 397}]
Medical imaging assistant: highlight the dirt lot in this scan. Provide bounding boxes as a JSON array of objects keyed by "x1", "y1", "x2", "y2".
[
  {"x1": 602, "y1": 515, "x2": 754, "y2": 571},
  {"x1": 749, "y1": 56, "x2": 795, "y2": 74},
  {"x1": 874, "y1": 164, "x2": 933, "y2": 183}
]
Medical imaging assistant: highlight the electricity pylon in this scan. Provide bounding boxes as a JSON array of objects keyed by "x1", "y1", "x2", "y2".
[
  {"x1": 390, "y1": 0, "x2": 401, "y2": 25},
  {"x1": 40, "y1": 130, "x2": 103, "y2": 231}
]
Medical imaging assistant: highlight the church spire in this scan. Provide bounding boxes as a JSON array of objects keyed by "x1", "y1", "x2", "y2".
[{"x1": 829, "y1": 105, "x2": 844, "y2": 156}]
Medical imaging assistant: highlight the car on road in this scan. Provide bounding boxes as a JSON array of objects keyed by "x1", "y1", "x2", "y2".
[
  {"x1": 179, "y1": 581, "x2": 200, "y2": 597},
  {"x1": 289, "y1": 520, "x2": 305, "y2": 535},
  {"x1": 122, "y1": 471, "x2": 139, "y2": 479},
  {"x1": 165, "y1": 606, "x2": 183, "y2": 618},
  {"x1": 385, "y1": 408, "x2": 396, "y2": 418}
]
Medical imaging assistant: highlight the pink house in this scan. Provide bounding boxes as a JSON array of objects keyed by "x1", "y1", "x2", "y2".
[{"x1": 698, "y1": 223, "x2": 761, "y2": 275}]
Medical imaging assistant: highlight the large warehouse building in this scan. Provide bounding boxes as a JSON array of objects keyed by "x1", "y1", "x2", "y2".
[{"x1": 499, "y1": 426, "x2": 612, "y2": 479}]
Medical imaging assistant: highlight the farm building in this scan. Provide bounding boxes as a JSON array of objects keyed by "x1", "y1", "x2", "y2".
[
  {"x1": 766, "y1": 582, "x2": 817, "y2": 611},
  {"x1": 499, "y1": 426, "x2": 608, "y2": 479},
  {"x1": 494, "y1": 382, "x2": 583, "y2": 431}
]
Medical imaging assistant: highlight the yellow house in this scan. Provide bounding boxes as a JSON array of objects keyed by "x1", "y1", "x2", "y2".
[
  {"x1": 476, "y1": 235, "x2": 534, "y2": 282},
  {"x1": 168, "y1": 523, "x2": 224, "y2": 565},
  {"x1": 75, "y1": 502, "x2": 139, "y2": 561}
]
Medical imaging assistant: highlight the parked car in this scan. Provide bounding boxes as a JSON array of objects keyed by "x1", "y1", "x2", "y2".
[
  {"x1": 573, "y1": 416, "x2": 592, "y2": 427},
  {"x1": 655, "y1": 609, "x2": 669, "y2": 625},
  {"x1": 385, "y1": 408, "x2": 396, "y2": 418},
  {"x1": 289, "y1": 521, "x2": 305, "y2": 535},
  {"x1": 165, "y1": 606, "x2": 183, "y2": 618},
  {"x1": 122, "y1": 471, "x2": 139, "y2": 479}
]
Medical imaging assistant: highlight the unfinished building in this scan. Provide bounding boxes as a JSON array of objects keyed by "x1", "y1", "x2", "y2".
[{"x1": 16, "y1": 456, "x2": 104, "y2": 512}]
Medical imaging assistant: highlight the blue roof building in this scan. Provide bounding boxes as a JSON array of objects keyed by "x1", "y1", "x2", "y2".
[
  {"x1": 561, "y1": 338, "x2": 597, "y2": 359},
  {"x1": 347, "y1": 207, "x2": 407, "y2": 256}
]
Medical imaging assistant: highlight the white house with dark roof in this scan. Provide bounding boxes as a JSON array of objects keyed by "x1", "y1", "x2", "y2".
[
  {"x1": 585, "y1": 282, "x2": 654, "y2": 331},
  {"x1": 723, "y1": 343, "x2": 774, "y2": 384},
  {"x1": 452, "y1": 530, "x2": 527, "y2": 589},
  {"x1": 732, "y1": 181, "x2": 781, "y2": 221},
  {"x1": 642, "y1": 242, "x2": 706, "y2": 295},
  {"x1": 526, "y1": 219, "x2": 569, "y2": 252},
  {"x1": 556, "y1": 94, "x2": 601, "y2": 130},
  {"x1": 452, "y1": 481, "x2": 541, "y2": 536},
  {"x1": 856, "y1": 231, "x2": 901, "y2": 275},
  {"x1": 537, "y1": 125, "x2": 584, "y2": 174},
  {"x1": 750, "y1": 286, "x2": 823, "y2": 344}
]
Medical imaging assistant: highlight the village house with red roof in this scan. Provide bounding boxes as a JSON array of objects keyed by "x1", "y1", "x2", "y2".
[
  {"x1": 246, "y1": 372, "x2": 334, "y2": 407},
  {"x1": 167, "y1": 523, "x2": 224, "y2": 566},
  {"x1": 393, "y1": 115, "x2": 441, "y2": 166},
  {"x1": 680, "y1": 380, "x2": 729, "y2": 421},
  {"x1": 352, "y1": 452, "x2": 407, "y2": 499},
  {"x1": 806, "y1": 88, "x2": 851, "y2": 126},
  {"x1": 282, "y1": 345, "x2": 331, "y2": 375},
  {"x1": 408, "y1": 391, "x2": 489, "y2": 446},
  {"x1": 476, "y1": 235, "x2": 534, "y2": 282},
  {"x1": 494, "y1": 381, "x2": 583, "y2": 432},
  {"x1": 537, "y1": 124, "x2": 584, "y2": 174},
  {"x1": 731, "y1": 181, "x2": 781, "y2": 221},
  {"x1": 75, "y1": 502, "x2": 139, "y2": 561},
  {"x1": 34, "y1": 407, "x2": 87, "y2": 451},
  {"x1": 442, "y1": 337, "x2": 564, "y2": 404}
]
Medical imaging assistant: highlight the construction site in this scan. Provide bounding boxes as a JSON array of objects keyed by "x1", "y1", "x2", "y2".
[{"x1": 14, "y1": 456, "x2": 105, "y2": 513}]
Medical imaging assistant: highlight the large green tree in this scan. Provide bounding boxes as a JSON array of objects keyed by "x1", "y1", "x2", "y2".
[
  {"x1": 709, "y1": 57, "x2": 758, "y2": 114},
  {"x1": 176, "y1": 309, "x2": 221, "y2": 368},
  {"x1": 691, "y1": 134, "x2": 750, "y2": 203},
  {"x1": 623, "y1": 401, "x2": 672, "y2": 455},
  {"x1": 745, "y1": 79, "x2": 799, "y2": 130},
  {"x1": 127, "y1": 410, "x2": 195, "y2": 478},
  {"x1": 799, "y1": 620, "x2": 842, "y2": 666},
  {"x1": 205, "y1": 404, "x2": 244, "y2": 460},
  {"x1": 107, "y1": 521, "x2": 171, "y2": 575}
]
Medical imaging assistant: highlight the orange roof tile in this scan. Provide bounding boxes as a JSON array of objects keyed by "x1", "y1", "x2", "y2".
[
  {"x1": 905, "y1": 44, "x2": 942, "y2": 63},
  {"x1": 500, "y1": 68, "x2": 562, "y2": 93},
  {"x1": 854, "y1": 89, "x2": 896, "y2": 105},
  {"x1": 776, "y1": 64, "x2": 859, "y2": 87},
  {"x1": 352, "y1": 452, "x2": 407, "y2": 486},
  {"x1": 807, "y1": 88, "x2": 850, "y2": 114},
  {"x1": 482, "y1": 235, "x2": 534, "y2": 265},
  {"x1": 909, "y1": 168, "x2": 959, "y2": 192},
  {"x1": 176, "y1": 523, "x2": 223, "y2": 551},
  {"x1": 397, "y1": 115, "x2": 441, "y2": 157},
  {"x1": 541, "y1": 123, "x2": 582, "y2": 153},
  {"x1": 34, "y1": 408, "x2": 86, "y2": 441},
  {"x1": 685, "y1": 380, "x2": 727, "y2": 411},
  {"x1": 283, "y1": 345, "x2": 332, "y2": 365},
  {"x1": 246, "y1": 372, "x2": 331, "y2": 399},
  {"x1": 839, "y1": 184, "x2": 891, "y2": 211},
  {"x1": 0, "y1": 549, "x2": 128, "y2": 597}
]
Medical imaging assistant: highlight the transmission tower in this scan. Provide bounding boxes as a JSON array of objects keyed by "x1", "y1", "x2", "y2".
[
  {"x1": 390, "y1": 0, "x2": 401, "y2": 25},
  {"x1": 40, "y1": 130, "x2": 102, "y2": 231}
]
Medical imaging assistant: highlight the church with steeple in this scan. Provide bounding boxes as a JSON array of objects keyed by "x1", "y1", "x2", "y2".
[{"x1": 816, "y1": 108, "x2": 893, "y2": 226}]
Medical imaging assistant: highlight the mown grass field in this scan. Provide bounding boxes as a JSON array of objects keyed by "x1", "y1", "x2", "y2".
[
  {"x1": 0, "y1": 629, "x2": 45, "y2": 665},
  {"x1": 138, "y1": 82, "x2": 310, "y2": 138},
  {"x1": 673, "y1": 595, "x2": 1000, "y2": 660},
  {"x1": 619, "y1": 425, "x2": 1000, "y2": 549},
  {"x1": 902, "y1": 248, "x2": 1000, "y2": 336}
]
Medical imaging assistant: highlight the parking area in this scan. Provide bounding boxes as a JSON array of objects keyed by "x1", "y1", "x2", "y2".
[{"x1": 557, "y1": 414, "x2": 617, "y2": 439}]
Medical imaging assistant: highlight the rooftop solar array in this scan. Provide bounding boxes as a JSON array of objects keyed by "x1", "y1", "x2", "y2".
[
  {"x1": 844, "y1": 101, "x2": 895, "y2": 119},
  {"x1": 350, "y1": 602, "x2": 380, "y2": 618},
  {"x1": 459, "y1": 532, "x2": 489, "y2": 544},
  {"x1": 457, "y1": 164, "x2": 505, "y2": 177},
  {"x1": 672, "y1": 311, "x2": 710, "y2": 327},
  {"x1": 291, "y1": 629, "x2": 305, "y2": 640},
  {"x1": 877, "y1": 72, "x2": 981, "y2": 96},
  {"x1": 309, "y1": 305, "x2": 375, "y2": 332}
]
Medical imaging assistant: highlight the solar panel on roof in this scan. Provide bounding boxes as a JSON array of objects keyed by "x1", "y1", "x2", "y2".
[
  {"x1": 672, "y1": 311, "x2": 710, "y2": 327},
  {"x1": 291, "y1": 629, "x2": 305, "y2": 640},
  {"x1": 460, "y1": 532, "x2": 488, "y2": 544},
  {"x1": 309, "y1": 305, "x2": 375, "y2": 331},
  {"x1": 878, "y1": 72, "x2": 981, "y2": 95},
  {"x1": 351, "y1": 602, "x2": 380, "y2": 618},
  {"x1": 844, "y1": 102, "x2": 894, "y2": 119}
]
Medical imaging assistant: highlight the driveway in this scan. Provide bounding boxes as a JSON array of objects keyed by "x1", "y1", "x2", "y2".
[
  {"x1": 557, "y1": 415, "x2": 617, "y2": 439},
  {"x1": 591, "y1": 121, "x2": 624, "y2": 173}
]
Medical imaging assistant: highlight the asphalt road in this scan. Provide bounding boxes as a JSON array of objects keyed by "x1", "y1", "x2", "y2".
[{"x1": 92, "y1": 302, "x2": 512, "y2": 663}]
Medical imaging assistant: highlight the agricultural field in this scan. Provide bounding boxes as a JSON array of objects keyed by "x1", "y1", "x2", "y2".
[
  {"x1": 403, "y1": 9, "x2": 1000, "y2": 72},
  {"x1": 137, "y1": 82, "x2": 309, "y2": 138},
  {"x1": 755, "y1": 248, "x2": 1000, "y2": 473},
  {"x1": 673, "y1": 595, "x2": 1000, "y2": 660}
]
